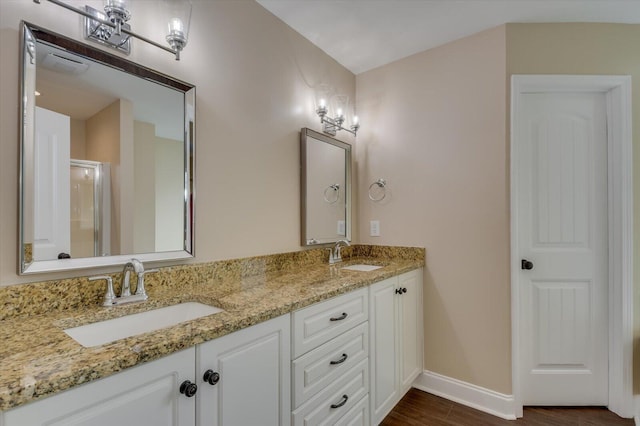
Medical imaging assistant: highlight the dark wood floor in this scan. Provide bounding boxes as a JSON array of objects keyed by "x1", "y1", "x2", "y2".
[{"x1": 381, "y1": 389, "x2": 634, "y2": 426}]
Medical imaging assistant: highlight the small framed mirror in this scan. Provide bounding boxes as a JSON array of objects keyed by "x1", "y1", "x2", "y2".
[
  {"x1": 19, "y1": 22, "x2": 195, "y2": 274},
  {"x1": 300, "y1": 128, "x2": 351, "y2": 246}
]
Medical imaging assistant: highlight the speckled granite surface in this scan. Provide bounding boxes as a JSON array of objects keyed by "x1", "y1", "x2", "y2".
[{"x1": 0, "y1": 245, "x2": 424, "y2": 411}]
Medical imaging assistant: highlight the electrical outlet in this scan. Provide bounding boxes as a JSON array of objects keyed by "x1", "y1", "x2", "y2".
[
  {"x1": 370, "y1": 220, "x2": 380, "y2": 237},
  {"x1": 337, "y1": 220, "x2": 346, "y2": 236}
]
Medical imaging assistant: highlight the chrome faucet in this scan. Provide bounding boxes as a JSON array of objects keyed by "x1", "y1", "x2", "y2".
[
  {"x1": 89, "y1": 258, "x2": 157, "y2": 306},
  {"x1": 121, "y1": 259, "x2": 144, "y2": 297},
  {"x1": 328, "y1": 239, "x2": 351, "y2": 265}
]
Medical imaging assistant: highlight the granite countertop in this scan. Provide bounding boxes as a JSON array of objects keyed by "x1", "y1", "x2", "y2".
[{"x1": 0, "y1": 247, "x2": 424, "y2": 411}]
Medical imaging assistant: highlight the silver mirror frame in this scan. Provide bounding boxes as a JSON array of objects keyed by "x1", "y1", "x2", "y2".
[
  {"x1": 18, "y1": 21, "x2": 196, "y2": 274},
  {"x1": 300, "y1": 128, "x2": 352, "y2": 247}
]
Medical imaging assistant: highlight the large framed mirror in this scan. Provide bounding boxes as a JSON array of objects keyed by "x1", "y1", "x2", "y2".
[
  {"x1": 300, "y1": 128, "x2": 351, "y2": 246},
  {"x1": 19, "y1": 22, "x2": 195, "y2": 274}
]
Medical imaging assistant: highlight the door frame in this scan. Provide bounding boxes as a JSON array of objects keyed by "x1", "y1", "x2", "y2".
[{"x1": 510, "y1": 75, "x2": 633, "y2": 418}]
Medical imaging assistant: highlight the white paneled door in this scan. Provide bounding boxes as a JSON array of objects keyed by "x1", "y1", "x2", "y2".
[
  {"x1": 34, "y1": 106, "x2": 70, "y2": 261},
  {"x1": 517, "y1": 92, "x2": 608, "y2": 405}
]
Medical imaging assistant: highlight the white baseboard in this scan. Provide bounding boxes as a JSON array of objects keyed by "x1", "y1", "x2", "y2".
[
  {"x1": 413, "y1": 370, "x2": 517, "y2": 420},
  {"x1": 634, "y1": 395, "x2": 640, "y2": 426}
]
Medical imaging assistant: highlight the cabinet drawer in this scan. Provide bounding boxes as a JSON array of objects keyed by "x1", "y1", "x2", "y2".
[
  {"x1": 292, "y1": 358, "x2": 368, "y2": 426},
  {"x1": 293, "y1": 322, "x2": 368, "y2": 407},
  {"x1": 292, "y1": 287, "x2": 368, "y2": 357},
  {"x1": 334, "y1": 394, "x2": 369, "y2": 426}
]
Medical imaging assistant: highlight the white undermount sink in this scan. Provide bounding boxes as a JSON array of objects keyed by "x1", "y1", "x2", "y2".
[
  {"x1": 342, "y1": 264, "x2": 383, "y2": 272},
  {"x1": 64, "y1": 302, "x2": 223, "y2": 348}
]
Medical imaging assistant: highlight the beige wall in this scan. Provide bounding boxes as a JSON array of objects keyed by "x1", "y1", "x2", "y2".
[
  {"x1": 506, "y1": 22, "x2": 640, "y2": 394},
  {"x1": 85, "y1": 100, "x2": 125, "y2": 255},
  {"x1": 356, "y1": 22, "x2": 639, "y2": 397},
  {"x1": 155, "y1": 136, "x2": 184, "y2": 252},
  {"x1": 70, "y1": 118, "x2": 86, "y2": 160},
  {"x1": 357, "y1": 26, "x2": 510, "y2": 393},
  {"x1": 133, "y1": 121, "x2": 156, "y2": 253},
  {"x1": 0, "y1": 0, "x2": 355, "y2": 285}
]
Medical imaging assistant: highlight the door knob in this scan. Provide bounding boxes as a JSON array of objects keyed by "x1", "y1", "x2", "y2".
[{"x1": 521, "y1": 259, "x2": 534, "y2": 270}]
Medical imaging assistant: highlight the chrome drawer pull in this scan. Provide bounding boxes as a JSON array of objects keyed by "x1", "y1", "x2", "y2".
[
  {"x1": 330, "y1": 312, "x2": 348, "y2": 321},
  {"x1": 330, "y1": 353, "x2": 348, "y2": 365},
  {"x1": 330, "y1": 394, "x2": 349, "y2": 409}
]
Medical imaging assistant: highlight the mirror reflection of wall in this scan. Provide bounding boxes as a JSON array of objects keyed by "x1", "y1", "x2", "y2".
[
  {"x1": 20, "y1": 23, "x2": 195, "y2": 274},
  {"x1": 306, "y1": 139, "x2": 347, "y2": 240},
  {"x1": 29, "y1": 34, "x2": 186, "y2": 261},
  {"x1": 300, "y1": 128, "x2": 351, "y2": 246}
]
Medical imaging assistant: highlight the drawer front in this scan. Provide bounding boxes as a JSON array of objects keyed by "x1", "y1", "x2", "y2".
[
  {"x1": 292, "y1": 358, "x2": 369, "y2": 426},
  {"x1": 292, "y1": 287, "x2": 368, "y2": 357},
  {"x1": 293, "y1": 322, "x2": 369, "y2": 407},
  {"x1": 334, "y1": 394, "x2": 369, "y2": 426}
]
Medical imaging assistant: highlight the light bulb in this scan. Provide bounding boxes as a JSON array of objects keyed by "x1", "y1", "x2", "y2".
[
  {"x1": 319, "y1": 98, "x2": 326, "y2": 108},
  {"x1": 336, "y1": 108, "x2": 343, "y2": 118},
  {"x1": 105, "y1": 0, "x2": 127, "y2": 9},
  {"x1": 353, "y1": 115, "x2": 359, "y2": 124},
  {"x1": 169, "y1": 18, "x2": 184, "y2": 36}
]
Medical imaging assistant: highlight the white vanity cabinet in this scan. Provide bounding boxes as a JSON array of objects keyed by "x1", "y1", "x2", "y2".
[
  {"x1": 2, "y1": 347, "x2": 197, "y2": 426},
  {"x1": 196, "y1": 314, "x2": 291, "y2": 426},
  {"x1": 291, "y1": 287, "x2": 370, "y2": 426},
  {"x1": 1, "y1": 314, "x2": 291, "y2": 426},
  {"x1": 369, "y1": 268, "x2": 423, "y2": 425},
  {"x1": 1, "y1": 267, "x2": 424, "y2": 426}
]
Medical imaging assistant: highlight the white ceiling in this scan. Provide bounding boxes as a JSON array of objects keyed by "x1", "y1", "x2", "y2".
[
  {"x1": 256, "y1": 0, "x2": 640, "y2": 74},
  {"x1": 36, "y1": 42, "x2": 184, "y2": 141}
]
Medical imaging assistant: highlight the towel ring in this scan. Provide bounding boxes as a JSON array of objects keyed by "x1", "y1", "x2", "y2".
[
  {"x1": 323, "y1": 184, "x2": 340, "y2": 204},
  {"x1": 368, "y1": 178, "x2": 387, "y2": 202}
]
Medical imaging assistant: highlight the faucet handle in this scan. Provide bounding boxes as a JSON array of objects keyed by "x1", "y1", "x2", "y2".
[
  {"x1": 89, "y1": 275, "x2": 116, "y2": 307},
  {"x1": 135, "y1": 269, "x2": 158, "y2": 297},
  {"x1": 327, "y1": 247, "x2": 336, "y2": 264}
]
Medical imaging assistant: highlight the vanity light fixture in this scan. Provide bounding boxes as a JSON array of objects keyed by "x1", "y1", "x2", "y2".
[
  {"x1": 33, "y1": 0, "x2": 192, "y2": 60},
  {"x1": 316, "y1": 99, "x2": 360, "y2": 136}
]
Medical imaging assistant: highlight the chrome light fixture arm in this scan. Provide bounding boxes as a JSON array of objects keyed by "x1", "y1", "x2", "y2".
[
  {"x1": 33, "y1": 0, "x2": 186, "y2": 60},
  {"x1": 315, "y1": 104, "x2": 360, "y2": 136}
]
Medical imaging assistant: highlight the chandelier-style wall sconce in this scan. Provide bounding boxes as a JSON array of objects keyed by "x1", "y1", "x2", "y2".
[
  {"x1": 316, "y1": 99, "x2": 360, "y2": 136},
  {"x1": 33, "y1": 0, "x2": 192, "y2": 60}
]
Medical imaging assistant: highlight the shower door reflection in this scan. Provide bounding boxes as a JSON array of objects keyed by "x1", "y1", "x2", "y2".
[{"x1": 69, "y1": 160, "x2": 111, "y2": 258}]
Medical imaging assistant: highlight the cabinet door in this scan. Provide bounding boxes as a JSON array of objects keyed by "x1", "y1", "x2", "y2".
[
  {"x1": 3, "y1": 348, "x2": 196, "y2": 426},
  {"x1": 398, "y1": 269, "x2": 423, "y2": 393},
  {"x1": 369, "y1": 276, "x2": 399, "y2": 424},
  {"x1": 196, "y1": 314, "x2": 290, "y2": 426}
]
